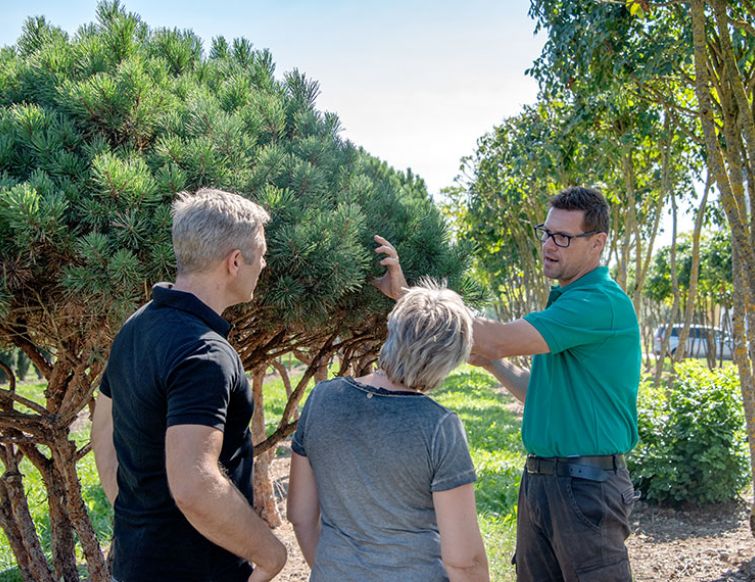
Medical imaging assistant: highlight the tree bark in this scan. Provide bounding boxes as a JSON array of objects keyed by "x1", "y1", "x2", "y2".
[
  {"x1": 0, "y1": 479, "x2": 37, "y2": 582},
  {"x1": 690, "y1": 0, "x2": 755, "y2": 535},
  {"x1": 20, "y1": 443, "x2": 79, "y2": 582},
  {"x1": 0, "y1": 445, "x2": 54, "y2": 582},
  {"x1": 674, "y1": 176, "x2": 711, "y2": 365},
  {"x1": 50, "y1": 437, "x2": 109, "y2": 582},
  {"x1": 251, "y1": 366, "x2": 282, "y2": 528}
]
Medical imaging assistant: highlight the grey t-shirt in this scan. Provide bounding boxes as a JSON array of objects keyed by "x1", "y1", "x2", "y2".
[{"x1": 291, "y1": 376, "x2": 476, "y2": 582}]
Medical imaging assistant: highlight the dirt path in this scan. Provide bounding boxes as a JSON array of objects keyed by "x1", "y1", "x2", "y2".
[{"x1": 627, "y1": 500, "x2": 754, "y2": 581}]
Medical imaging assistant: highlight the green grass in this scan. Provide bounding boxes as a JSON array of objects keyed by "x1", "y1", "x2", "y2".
[
  {"x1": 0, "y1": 368, "x2": 522, "y2": 581},
  {"x1": 433, "y1": 366, "x2": 522, "y2": 582}
]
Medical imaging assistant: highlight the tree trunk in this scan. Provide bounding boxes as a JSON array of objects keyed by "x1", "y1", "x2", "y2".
[
  {"x1": 689, "y1": 0, "x2": 755, "y2": 535},
  {"x1": 655, "y1": 133, "x2": 685, "y2": 385},
  {"x1": 674, "y1": 176, "x2": 710, "y2": 365},
  {"x1": 251, "y1": 367, "x2": 282, "y2": 528},
  {"x1": 0, "y1": 479, "x2": 37, "y2": 582},
  {"x1": 50, "y1": 437, "x2": 109, "y2": 582},
  {"x1": 271, "y1": 359, "x2": 298, "y2": 420},
  {"x1": 20, "y1": 444, "x2": 79, "y2": 582},
  {"x1": 0, "y1": 446, "x2": 54, "y2": 582}
]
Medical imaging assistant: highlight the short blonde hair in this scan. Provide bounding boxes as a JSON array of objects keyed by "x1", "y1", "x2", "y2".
[
  {"x1": 378, "y1": 279, "x2": 473, "y2": 391},
  {"x1": 172, "y1": 188, "x2": 270, "y2": 274}
]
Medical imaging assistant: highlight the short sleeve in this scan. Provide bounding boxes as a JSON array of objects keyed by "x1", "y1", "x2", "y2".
[
  {"x1": 165, "y1": 341, "x2": 239, "y2": 430},
  {"x1": 291, "y1": 388, "x2": 313, "y2": 457},
  {"x1": 100, "y1": 367, "x2": 112, "y2": 397},
  {"x1": 430, "y1": 413, "x2": 476, "y2": 492},
  {"x1": 524, "y1": 288, "x2": 613, "y2": 354}
]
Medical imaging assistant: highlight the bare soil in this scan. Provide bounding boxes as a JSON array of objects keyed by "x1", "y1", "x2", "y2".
[
  {"x1": 267, "y1": 445, "x2": 754, "y2": 582},
  {"x1": 627, "y1": 499, "x2": 755, "y2": 581}
]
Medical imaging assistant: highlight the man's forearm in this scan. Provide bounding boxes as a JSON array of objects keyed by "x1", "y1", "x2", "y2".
[
  {"x1": 173, "y1": 471, "x2": 286, "y2": 578},
  {"x1": 91, "y1": 396, "x2": 119, "y2": 504},
  {"x1": 481, "y1": 359, "x2": 529, "y2": 404}
]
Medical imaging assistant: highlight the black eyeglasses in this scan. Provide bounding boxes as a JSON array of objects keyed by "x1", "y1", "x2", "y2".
[{"x1": 534, "y1": 224, "x2": 600, "y2": 248}]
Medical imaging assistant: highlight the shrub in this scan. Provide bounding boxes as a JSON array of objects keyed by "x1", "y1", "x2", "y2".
[{"x1": 628, "y1": 361, "x2": 750, "y2": 506}]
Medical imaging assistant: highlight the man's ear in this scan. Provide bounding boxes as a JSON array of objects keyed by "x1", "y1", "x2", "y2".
[
  {"x1": 226, "y1": 249, "x2": 242, "y2": 275},
  {"x1": 594, "y1": 232, "x2": 608, "y2": 252}
]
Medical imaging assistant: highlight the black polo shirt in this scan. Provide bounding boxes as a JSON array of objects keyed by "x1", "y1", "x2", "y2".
[{"x1": 101, "y1": 283, "x2": 254, "y2": 582}]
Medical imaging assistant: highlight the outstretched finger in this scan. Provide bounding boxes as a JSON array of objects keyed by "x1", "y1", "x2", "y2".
[
  {"x1": 375, "y1": 245, "x2": 399, "y2": 260},
  {"x1": 374, "y1": 235, "x2": 396, "y2": 251}
]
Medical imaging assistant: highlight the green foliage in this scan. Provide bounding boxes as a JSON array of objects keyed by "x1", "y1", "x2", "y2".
[
  {"x1": 0, "y1": 4, "x2": 481, "y2": 576},
  {"x1": 643, "y1": 230, "x2": 733, "y2": 306},
  {"x1": 0, "y1": 0, "x2": 478, "y2": 354},
  {"x1": 628, "y1": 361, "x2": 749, "y2": 506}
]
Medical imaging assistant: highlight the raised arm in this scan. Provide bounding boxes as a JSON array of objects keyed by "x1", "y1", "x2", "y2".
[
  {"x1": 91, "y1": 394, "x2": 118, "y2": 505},
  {"x1": 468, "y1": 353, "x2": 529, "y2": 404},
  {"x1": 433, "y1": 484, "x2": 489, "y2": 582},
  {"x1": 373, "y1": 234, "x2": 549, "y2": 359},
  {"x1": 471, "y1": 318, "x2": 549, "y2": 359},
  {"x1": 165, "y1": 425, "x2": 287, "y2": 582},
  {"x1": 286, "y1": 452, "x2": 321, "y2": 566}
]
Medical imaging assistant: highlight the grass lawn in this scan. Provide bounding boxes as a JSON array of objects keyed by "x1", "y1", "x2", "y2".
[{"x1": 0, "y1": 366, "x2": 523, "y2": 581}]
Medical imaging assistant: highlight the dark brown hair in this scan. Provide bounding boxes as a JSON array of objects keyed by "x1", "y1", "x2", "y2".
[{"x1": 550, "y1": 186, "x2": 609, "y2": 234}]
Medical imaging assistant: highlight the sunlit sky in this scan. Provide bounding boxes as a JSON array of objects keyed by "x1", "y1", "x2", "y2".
[
  {"x1": 1, "y1": 0, "x2": 690, "y2": 243},
  {"x1": 1, "y1": 0, "x2": 544, "y2": 196}
]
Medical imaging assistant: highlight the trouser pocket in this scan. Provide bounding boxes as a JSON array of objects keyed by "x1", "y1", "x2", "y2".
[{"x1": 566, "y1": 476, "x2": 605, "y2": 531}]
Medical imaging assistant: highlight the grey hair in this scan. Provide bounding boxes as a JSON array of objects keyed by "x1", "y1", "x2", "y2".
[
  {"x1": 172, "y1": 188, "x2": 270, "y2": 274},
  {"x1": 378, "y1": 278, "x2": 473, "y2": 392}
]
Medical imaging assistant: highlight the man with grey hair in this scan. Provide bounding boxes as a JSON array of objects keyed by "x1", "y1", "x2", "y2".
[{"x1": 92, "y1": 188, "x2": 287, "y2": 582}]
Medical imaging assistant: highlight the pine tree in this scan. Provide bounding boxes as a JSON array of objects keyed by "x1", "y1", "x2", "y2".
[{"x1": 0, "y1": 2, "x2": 478, "y2": 578}]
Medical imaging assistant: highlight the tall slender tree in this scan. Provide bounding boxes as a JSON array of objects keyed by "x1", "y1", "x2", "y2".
[{"x1": 528, "y1": 0, "x2": 754, "y2": 532}]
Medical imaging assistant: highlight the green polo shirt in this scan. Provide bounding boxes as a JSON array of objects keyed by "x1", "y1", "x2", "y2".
[{"x1": 522, "y1": 266, "x2": 640, "y2": 457}]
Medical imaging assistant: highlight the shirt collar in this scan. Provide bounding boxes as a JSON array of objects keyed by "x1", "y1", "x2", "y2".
[
  {"x1": 152, "y1": 283, "x2": 231, "y2": 337},
  {"x1": 546, "y1": 266, "x2": 609, "y2": 306}
]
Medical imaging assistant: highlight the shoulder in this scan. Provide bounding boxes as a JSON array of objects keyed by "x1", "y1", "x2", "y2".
[
  {"x1": 302, "y1": 376, "x2": 353, "y2": 406},
  {"x1": 163, "y1": 334, "x2": 243, "y2": 390}
]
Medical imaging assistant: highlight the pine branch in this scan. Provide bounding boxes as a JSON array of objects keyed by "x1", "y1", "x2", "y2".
[
  {"x1": 75, "y1": 443, "x2": 91, "y2": 462},
  {"x1": 6, "y1": 328, "x2": 53, "y2": 379},
  {"x1": 0, "y1": 362, "x2": 16, "y2": 393},
  {"x1": 0, "y1": 388, "x2": 47, "y2": 415}
]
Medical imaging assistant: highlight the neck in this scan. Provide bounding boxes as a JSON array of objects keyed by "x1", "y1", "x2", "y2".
[
  {"x1": 558, "y1": 261, "x2": 601, "y2": 287},
  {"x1": 173, "y1": 271, "x2": 229, "y2": 315},
  {"x1": 358, "y1": 369, "x2": 419, "y2": 392}
]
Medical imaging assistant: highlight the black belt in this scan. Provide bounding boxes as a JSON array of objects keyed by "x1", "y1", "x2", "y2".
[{"x1": 526, "y1": 454, "x2": 626, "y2": 482}]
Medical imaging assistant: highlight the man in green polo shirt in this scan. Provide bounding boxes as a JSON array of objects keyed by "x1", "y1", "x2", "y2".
[{"x1": 374, "y1": 186, "x2": 641, "y2": 582}]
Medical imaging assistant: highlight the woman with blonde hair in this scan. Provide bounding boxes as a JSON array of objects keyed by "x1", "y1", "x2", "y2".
[{"x1": 287, "y1": 281, "x2": 489, "y2": 582}]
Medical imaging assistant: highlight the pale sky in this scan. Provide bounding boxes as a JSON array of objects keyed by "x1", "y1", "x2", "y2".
[
  {"x1": 0, "y1": 0, "x2": 544, "y2": 197},
  {"x1": 1, "y1": 1, "x2": 692, "y2": 245}
]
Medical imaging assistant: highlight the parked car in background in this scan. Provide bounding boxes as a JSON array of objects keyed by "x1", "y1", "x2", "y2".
[{"x1": 653, "y1": 324, "x2": 734, "y2": 359}]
